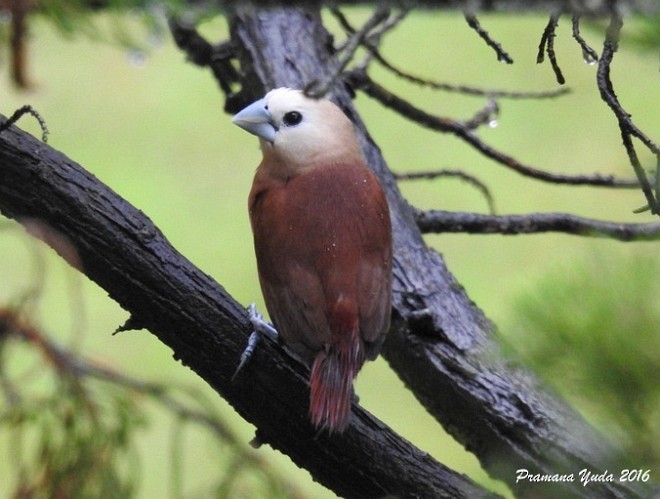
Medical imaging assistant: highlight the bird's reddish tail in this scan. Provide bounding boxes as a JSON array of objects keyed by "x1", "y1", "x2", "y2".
[{"x1": 309, "y1": 331, "x2": 364, "y2": 433}]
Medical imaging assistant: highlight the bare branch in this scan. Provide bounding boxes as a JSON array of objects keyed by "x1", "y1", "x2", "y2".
[
  {"x1": 304, "y1": 7, "x2": 390, "y2": 98},
  {"x1": 348, "y1": 69, "x2": 641, "y2": 188},
  {"x1": 378, "y1": 58, "x2": 569, "y2": 98},
  {"x1": 464, "y1": 14, "x2": 514, "y2": 64},
  {"x1": 333, "y1": 8, "x2": 567, "y2": 100},
  {"x1": 371, "y1": 54, "x2": 569, "y2": 98},
  {"x1": 596, "y1": 14, "x2": 660, "y2": 215},
  {"x1": 571, "y1": 15, "x2": 599, "y2": 64},
  {"x1": 0, "y1": 112, "x2": 497, "y2": 499},
  {"x1": 461, "y1": 97, "x2": 499, "y2": 130},
  {"x1": 394, "y1": 169, "x2": 496, "y2": 214},
  {"x1": 330, "y1": 7, "x2": 409, "y2": 56},
  {"x1": 226, "y1": 10, "x2": 656, "y2": 496},
  {"x1": 537, "y1": 12, "x2": 566, "y2": 84},
  {"x1": 414, "y1": 209, "x2": 660, "y2": 241},
  {"x1": 364, "y1": 7, "x2": 410, "y2": 44},
  {"x1": 0, "y1": 105, "x2": 49, "y2": 142}
]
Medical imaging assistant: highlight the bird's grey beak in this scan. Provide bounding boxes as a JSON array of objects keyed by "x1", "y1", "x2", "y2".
[{"x1": 232, "y1": 98, "x2": 276, "y2": 143}]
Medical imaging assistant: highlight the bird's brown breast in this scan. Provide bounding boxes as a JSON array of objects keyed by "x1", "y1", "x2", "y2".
[{"x1": 248, "y1": 162, "x2": 392, "y2": 364}]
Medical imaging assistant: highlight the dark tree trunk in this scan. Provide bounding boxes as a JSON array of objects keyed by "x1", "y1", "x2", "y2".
[
  {"x1": 226, "y1": 6, "x2": 653, "y2": 498},
  {"x1": 0, "y1": 116, "x2": 496, "y2": 498},
  {"x1": 0, "y1": 5, "x2": 656, "y2": 499}
]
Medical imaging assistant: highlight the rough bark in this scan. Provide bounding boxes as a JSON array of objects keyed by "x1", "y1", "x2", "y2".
[
  {"x1": 226, "y1": 6, "x2": 655, "y2": 498},
  {"x1": 0, "y1": 117, "x2": 497, "y2": 498},
  {"x1": 0, "y1": 6, "x2": 656, "y2": 499}
]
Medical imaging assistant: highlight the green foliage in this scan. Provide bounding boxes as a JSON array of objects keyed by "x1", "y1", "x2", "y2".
[
  {"x1": 506, "y1": 251, "x2": 660, "y2": 468},
  {"x1": 0, "y1": 346, "x2": 144, "y2": 497},
  {"x1": 36, "y1": 0, "x2": 159, "y2": 47},
  {"x1": 0, "y1": 288, "x2": 300, "y2": 498},
  {"x1": 0, "y1": 0, "x2": 197, "y2": 55},
  {"x1": 624, "y1": 15, "x2": 660, "y2": 51}
]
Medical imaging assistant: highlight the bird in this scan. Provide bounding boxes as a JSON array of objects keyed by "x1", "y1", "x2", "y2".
[{"x1": 232, "y1": 88, "x2": 392, "y2": 433}]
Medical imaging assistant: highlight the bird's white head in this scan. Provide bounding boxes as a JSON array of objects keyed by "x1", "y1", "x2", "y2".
[{"x1": 232, "y1": 88, "x2": 363, "y2": 173}]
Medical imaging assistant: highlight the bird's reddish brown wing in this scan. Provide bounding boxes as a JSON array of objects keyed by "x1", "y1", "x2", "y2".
[
  {"x1": 249, "y1": 162, "x2": 392, "y2": 365},
  {"x1": 355, "y1": 183, "x2": 392, "y2": 359}
]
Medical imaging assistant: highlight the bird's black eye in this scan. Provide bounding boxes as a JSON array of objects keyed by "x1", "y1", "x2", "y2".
[{"x1": 282, "y1": 111, "x2": 303, "y2": 127}]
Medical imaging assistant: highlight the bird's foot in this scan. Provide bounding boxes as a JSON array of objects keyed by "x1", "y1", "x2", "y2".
[{"x1": 232, "y1": 303, "x2": 278, "y2": 380}]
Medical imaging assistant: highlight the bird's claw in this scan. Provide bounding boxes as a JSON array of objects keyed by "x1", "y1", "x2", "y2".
[
  {"x1": 232, "y1": 304, "x2": 278, "y2": 381},
  {"x1": 247, "y1": 303, "x2": 278, "y2": 340}
]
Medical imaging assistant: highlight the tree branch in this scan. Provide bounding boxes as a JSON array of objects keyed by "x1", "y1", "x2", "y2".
[
  {"x1": 395, "y1": 169, "x2": 496, "y2": 214},
  {"x1": 333, "y1": 8, "x2": 567, "y2": 100},
  {"x1": 571, "y1": 15, "x2": 599, "y2": 64},
  {"x1": 596, "y1": 14, "x2": 660, "y2": 216},
  {"x1": 414, "y1": 209, "x2": 660, "y2": 241},
  {"x1": 0, "y1": 115, "x2": 496, "y2": 498},
  {"x1": 348, "y1": 69, "x2": 641, "y2": 188},
  {"x1": 1, "y1": 4, "x2": 657, "y2": 498},
  {"x1": 227, "y1": 6, "x2": 655, "y2": 497},
  {"x1": 304, "y1": 6, "x2": 390, "y2": 98},
  {"x1": 0, "y1": 105, "x2": 49, "y2": 142},
  {"x1": 464, "y1": 14, "x2": 514, "y2": 64},
  {"x1": 537, "y1": 12, "x2": 565, "y2": 84},
  {"x1": 168, "y1": 18, "x2": 240, "y2": 108}
]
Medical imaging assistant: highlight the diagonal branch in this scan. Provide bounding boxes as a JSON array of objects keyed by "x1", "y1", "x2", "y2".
[
  {"x1": 1, "y1": 6, "x2": 657, "y2": 498},
  {"x1": 228, "y1": 7, "x2": 655, "y2": 498},
  {"x1": 348, "y1": 69, "x2": 641, "y2": 188},
  {"x1": 304, "y1": 6, "x2": 390, "y2": 98},
  {"x1": 0, "y1": 114, "x2": 496, "y2": 499},
  {"x1": 464, "y1": 14, "x2": 514, "y2": 64}
]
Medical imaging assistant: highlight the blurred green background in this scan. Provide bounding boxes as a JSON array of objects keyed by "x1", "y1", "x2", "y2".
[{"x1": 1, "y1": 8, "x2": 659, "y2": 498}]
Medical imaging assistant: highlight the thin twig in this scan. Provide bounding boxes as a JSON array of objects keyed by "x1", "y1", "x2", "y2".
[
  {"x1": 537, "y1": 13, "x2": 566, "y2": 84},
  {"x1": 334, "y1": 8, "x2": 567, "y2": 100},
  {"x1": 395, "y1": 169, "x2": 496, "y2": 214},
  {"x1": 359, "y1": 8, "x2": 410, "y2": 71},
  {"x1": 305, "y1": 7, "x2": 390, "y2": 98},
  {"x1": 366, "y1": 7, "x2": 409, "y2": 44},
  {"x1": 331, "y1": 7, "x2": 408, "y2": 58},
  {"x1": 464, "y1": 14, "x2": 514, "y2": 64},
  {"x1": 348, "y1": 69, "x2": 640, "y2": 188},
  {"x1": 414, "y1": 209, "x2": 660, "y2": 241},
  {"x1": 462, "y1": 98, "x2": 499, "y2": 130},
  {"x1": 571, "y1": 15, "x2": 599, "y2": 64},
  {"x1": 0, "y1": 105, "x2": 49, "y2": 142},
  {"x1": 371, "y1": 52, "x2": 569, "y2": 98},
  {"x1": 597, "y1": 14, "x2": 660, "y2": 215}
]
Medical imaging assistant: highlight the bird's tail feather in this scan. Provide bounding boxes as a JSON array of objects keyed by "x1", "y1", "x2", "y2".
[{"x1": 309, "y1": 335, "x2": 364, "y2": 433}]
